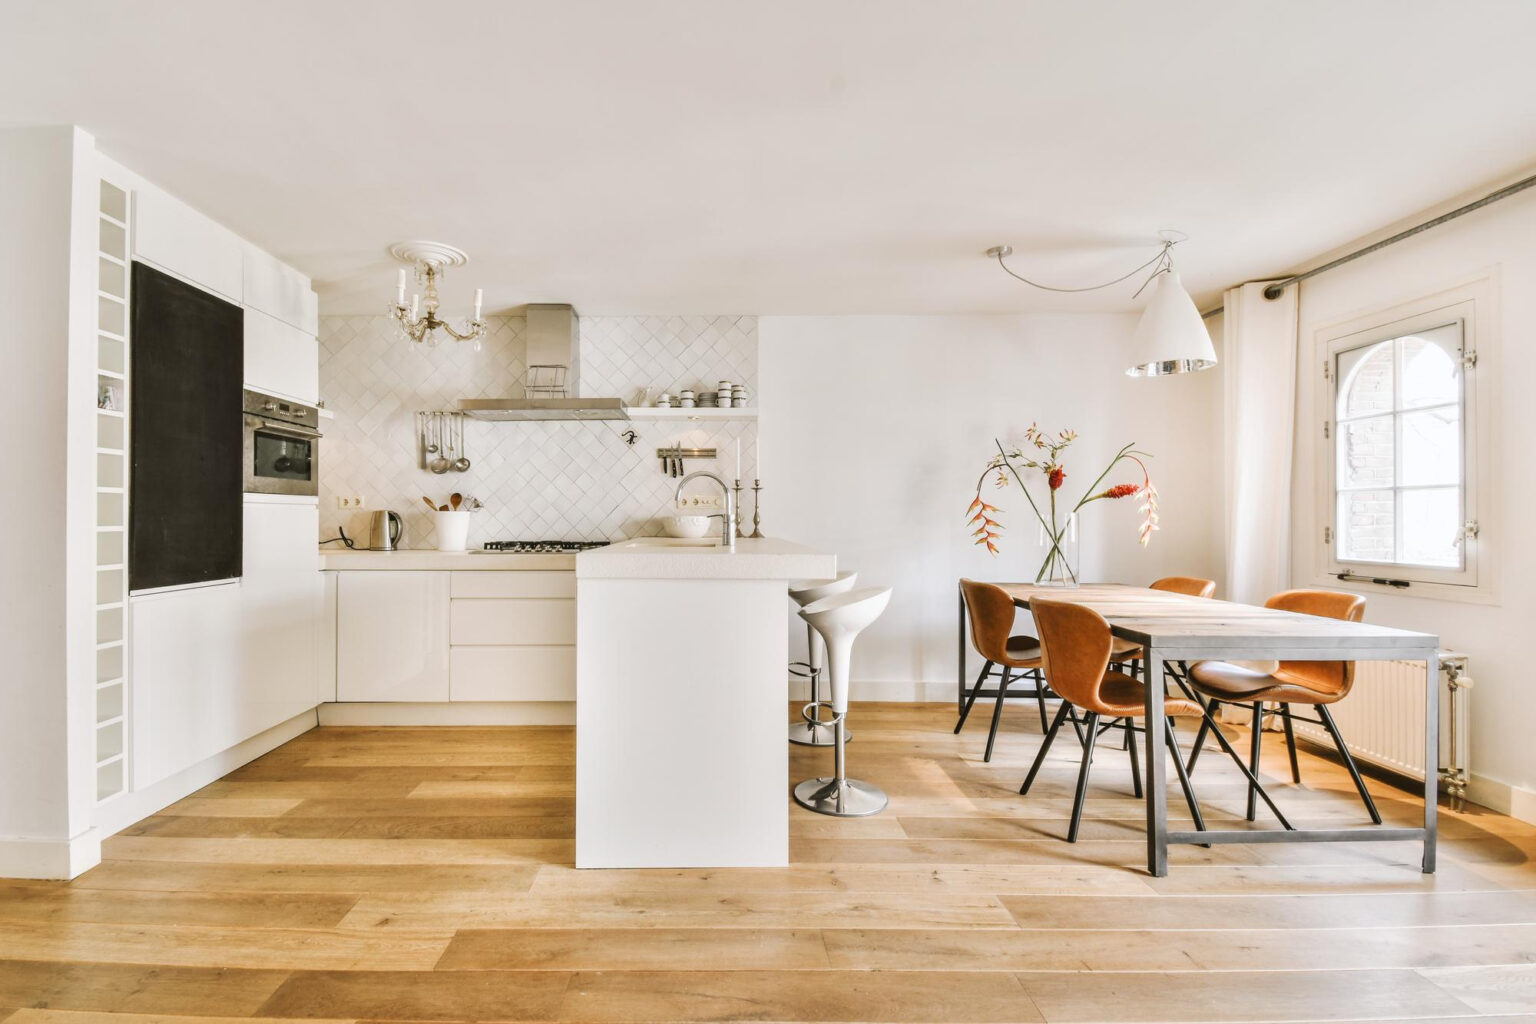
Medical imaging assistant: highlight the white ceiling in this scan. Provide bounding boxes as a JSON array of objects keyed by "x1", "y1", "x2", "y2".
[{"x1": 5, "y1": 0, "x2": 1536, "y2": 315}]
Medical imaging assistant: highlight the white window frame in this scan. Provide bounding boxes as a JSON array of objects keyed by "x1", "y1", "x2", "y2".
[{"x1": 1311, "y1": 275, "x2": 1497, "y2": 602}]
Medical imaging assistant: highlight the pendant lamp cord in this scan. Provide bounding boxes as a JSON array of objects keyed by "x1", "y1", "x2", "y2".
[{"x1": 991, "y1": 238, "x2": 1179, "y2": 296}]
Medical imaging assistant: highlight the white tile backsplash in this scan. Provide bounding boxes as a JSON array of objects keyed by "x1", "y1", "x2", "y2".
[{"x1": 318, "y1": 314, "x2": 758, "y2": 548}]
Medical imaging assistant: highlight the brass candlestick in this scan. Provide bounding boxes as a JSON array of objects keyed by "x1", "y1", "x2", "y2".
[
  {"x1": 733, "y1": 479, "x2": 745, "y2": 537},
  {"x1": 750, "y1": 478, "x2": 764, "y2": 538}
]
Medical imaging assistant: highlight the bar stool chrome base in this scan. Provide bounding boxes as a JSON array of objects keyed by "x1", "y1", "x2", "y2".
[
  {"x1": 793, "y1": 776, "x2": 888, "y2": 817},
  {"x1": 788, "y1": 694, "x2": 847, "y2": 746},
  {"x1": 789, "y1": 719, "x2": 839, "y2": 746}
]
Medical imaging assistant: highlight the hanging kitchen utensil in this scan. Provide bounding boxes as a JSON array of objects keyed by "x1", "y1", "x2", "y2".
[
  {"x1": 452, "y1": 413, "x2": 471, "y2": 472},
  {"x1": 430, "y1": 413, "x2": 451, "y2": 474},
  {"x1": 424, "y1": 411, "x2": 439, "y2": 454}
]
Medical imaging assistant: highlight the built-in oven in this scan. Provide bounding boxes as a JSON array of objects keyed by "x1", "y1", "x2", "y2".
[{"x1": 242, "y1": 388, "x2": 321, "y2": 496}]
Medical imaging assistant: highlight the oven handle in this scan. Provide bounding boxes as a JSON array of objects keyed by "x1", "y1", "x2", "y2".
[{"x1": 248, "y1": 416, "x2": 323, "y2": 440}]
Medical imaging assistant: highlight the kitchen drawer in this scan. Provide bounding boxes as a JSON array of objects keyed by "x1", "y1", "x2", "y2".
[
  {"x1": 451, "y1": 571, "x2": 575, "y2": 599},
  {"x1": 451, "y1": 646, "x2": 575, "y2": 701},
  {"x1": 451, "y1": 598, "x2": 575, "y2": 645}
]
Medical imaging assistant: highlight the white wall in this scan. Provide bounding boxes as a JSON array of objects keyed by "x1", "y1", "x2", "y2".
[
  {"x1": 0, "y1": 126, "x2": 100, "y2": 876},
  {"x1": 760, "y1": 314, "x2": 1223, "y2": 699},
  {"x1": 1289, "y1": 186, "x2": 1536, "y2": 817}
]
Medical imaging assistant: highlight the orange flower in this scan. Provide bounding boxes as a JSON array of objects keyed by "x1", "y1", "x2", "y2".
[{"x1": 1047, "y1": 466, "x2": 1065, "y2": 491}]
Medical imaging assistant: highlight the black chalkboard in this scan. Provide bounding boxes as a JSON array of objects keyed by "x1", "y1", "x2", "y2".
[{"x1": 129, "y1": 263, "x2": 244, "y2": 592}]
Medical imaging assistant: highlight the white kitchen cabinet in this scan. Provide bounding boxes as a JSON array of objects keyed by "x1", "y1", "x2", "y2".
[
  {"x1": 243, "y1": 243, "x2": 318, "y2": 334},
  {"x1": 447, "y1": 572, "x2": 576, "y2": 701},
  {"x1": 336, "y1": 571, "x2": 450, "y2": 702},
  {"x1": 450, "y1": 598, "x2": 576, "y2": 646},
  {"x1": 130, "y1": 583, "x2": 243, "y2": 789},
  {"x1": 242, "y1": 499, "x2": 323, "y2": 712},
  {"x1": 244, "y1": 307, "x2": 319, "y2": 404},
  {"x1": 132, "y1": 185, "x2": 243, "y2": 301}
]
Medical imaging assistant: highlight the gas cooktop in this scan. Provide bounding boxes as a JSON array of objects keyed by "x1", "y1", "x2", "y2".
[{"x1": 477, "y1": 540, "x2": 610, "y2": 554}]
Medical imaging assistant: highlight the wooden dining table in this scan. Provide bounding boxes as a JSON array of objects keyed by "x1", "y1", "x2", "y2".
[{"x1": 957, "y1": 582, "x2": 1441, "y2": 876}]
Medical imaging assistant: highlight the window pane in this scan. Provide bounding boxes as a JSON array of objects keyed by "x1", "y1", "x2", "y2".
[
  {"x1": 1399, "y1": 406, "x2": 1460, "y2": 486},
  {"x1": 1338, "y1": 416, "x2": 1395, "y2": 489},
  {"x1": 1338, "y1": 489, "x2": 1394, "y2": 563},
  {"x1": 1338, "y1": 340, "x2": 1394, "y2": 419},
  {"x1": 1399, "y1": 324, "x2": 1460, "y2": 409},
  {"x1": 1401, "y1": 487, "x2": 1462, "y2": 568}
]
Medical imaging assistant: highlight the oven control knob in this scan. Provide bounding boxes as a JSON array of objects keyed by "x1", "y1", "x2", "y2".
[{"x1": 262, "y1": 401, "x2": 278, "y2": 412}]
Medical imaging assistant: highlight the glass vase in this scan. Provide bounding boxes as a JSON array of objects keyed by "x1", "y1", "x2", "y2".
[{"x1": 1035, "y1": 512, "x2": 1079, "y2": 588}]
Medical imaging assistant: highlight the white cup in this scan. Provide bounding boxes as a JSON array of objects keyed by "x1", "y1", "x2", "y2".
[{"x1": 434, "y1": 510, "x2": 471, "y2": 552}]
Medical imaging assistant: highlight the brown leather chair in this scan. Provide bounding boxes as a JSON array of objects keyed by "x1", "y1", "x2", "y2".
[
  {"x1": 1185, "y1": 589, "x2": 1380, "y2": 824},
  {"x1": 956, "y1": 580, "x2": 1050, "y2": 762},
  {"x1": 1110, "y1": 576, "x2": 1217, "y2": 668},
  {"x1": 1017, "y1": 598, "x2": 1210, "y2": 842}
]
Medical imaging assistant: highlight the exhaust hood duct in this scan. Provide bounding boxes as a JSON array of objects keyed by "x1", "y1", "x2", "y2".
[{"x1": 458, "y1": 304, "x2": 630, "y2": 421}]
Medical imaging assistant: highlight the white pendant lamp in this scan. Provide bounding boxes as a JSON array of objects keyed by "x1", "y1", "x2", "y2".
[
  {"x1": 1125, "y1": 271, "x2": 1216, "y2": 377},
  {"x1": 985, "y1": 235, "x2": 1218, "y2": 378}
]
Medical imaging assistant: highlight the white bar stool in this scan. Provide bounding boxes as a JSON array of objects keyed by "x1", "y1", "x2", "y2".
[
  {"x1": 787, "y1": 570, "x2": 858, "y2": 746},
  {"x1": 792, "y1": 585, "x2": 891, "y2": 817}
]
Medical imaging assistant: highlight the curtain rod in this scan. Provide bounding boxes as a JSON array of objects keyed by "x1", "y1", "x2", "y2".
[{"x1": 1199, "y1": 169, "x2": 1536, "y2": 320}]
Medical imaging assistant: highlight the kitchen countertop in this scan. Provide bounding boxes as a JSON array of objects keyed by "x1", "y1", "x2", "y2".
[
  {"x1": 576, "y1": 536, "x2": 835, "y2": 581},
  {"x1": 319, "y1": 548, "x2": 577, "y2": 571}
]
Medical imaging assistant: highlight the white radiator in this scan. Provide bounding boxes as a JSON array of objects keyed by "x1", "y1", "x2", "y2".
[{"x1": 1287, "y1": 653, "x2": 1470, "y2": 795}]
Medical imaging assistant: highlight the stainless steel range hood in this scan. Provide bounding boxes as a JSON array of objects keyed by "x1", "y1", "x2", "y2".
[
  {"x1": 459, "y1": 396, "x2": 629, "y2": 421},
  {"x1": 459, "y1": 304, "x2": 629, "y2": 422}
]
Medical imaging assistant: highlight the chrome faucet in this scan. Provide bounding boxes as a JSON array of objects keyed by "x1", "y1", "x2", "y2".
[{"x1": 675, "y1": 471, "x2": 736, "y2": 551}]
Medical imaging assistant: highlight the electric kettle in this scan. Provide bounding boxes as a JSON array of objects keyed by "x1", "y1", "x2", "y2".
[{"x1": 367, "y1": 510, "x2": 404, "y2": 551}]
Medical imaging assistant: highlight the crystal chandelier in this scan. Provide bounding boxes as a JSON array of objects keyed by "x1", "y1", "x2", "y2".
[{"x1": 388, "y1": 241, "x2": 487, "y2": 348}]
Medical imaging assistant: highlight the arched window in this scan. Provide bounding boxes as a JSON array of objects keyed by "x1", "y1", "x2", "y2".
[{"x1": 1332, "y1": 320, "x2": 1468, "y2": 575}]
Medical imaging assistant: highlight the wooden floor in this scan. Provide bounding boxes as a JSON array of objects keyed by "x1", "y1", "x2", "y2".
[{"x1": 3, "y1": 703, "x2": 1536, "y2": 1023}]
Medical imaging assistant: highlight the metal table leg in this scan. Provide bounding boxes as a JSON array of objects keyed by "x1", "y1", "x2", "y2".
[
  {"x1": 1423, "y1": 649, "x2": 1439, "y2": 873},
  {"x1": 957, "y1": 584, "x2": 967, "y2": 714},
  {"x1": 1142, "y1": 638, "x2": 1168, "y2": 876}
]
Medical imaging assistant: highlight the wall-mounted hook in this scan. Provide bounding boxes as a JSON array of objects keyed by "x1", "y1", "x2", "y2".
[{"x1": 620, "y1": 429, "x2": 639, "y2": 446}]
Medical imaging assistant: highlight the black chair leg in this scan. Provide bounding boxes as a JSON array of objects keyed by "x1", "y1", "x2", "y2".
[
  {"x1": 1247, "y1": 701, "x2": 1264, "y2": 822},
  {"x1": 1318, "y1": 704, "x2": 1383, "y2": 824},
  {"x1": 983, "y1": 667, "x2": 1012, "y2": 762},
  {"x1": 1020, "y1": 701, "x2": 1073, "y2": 795},
  {"x1": 954, "y1": 661, "x2": 992, "y2": 733},
  {"x1": 1165, "y1": 716, "x2": 1207, "y2": 836},
  {"x1": 1195, "y1": 702, "x2": 1294, "y2": 829},
  {"x1": 1186, "y1": 712, "x2": 1212, "y2": 774},
  {"x1": 1279, "y1": 703, "x2": 1301, "y2": 784},
  {"x1": 1125, "y1": 720, "x2": 1143, "y2": 799},
  {"x1": 952, "y1": 666, "x2": 989, "y2": 736},
  {"x1": 1033, "y1": 669, "x2": 1049, "y2": 734},
  {"x1": 1068, "y1": 712, "x2": 1101, "y2": 843}
]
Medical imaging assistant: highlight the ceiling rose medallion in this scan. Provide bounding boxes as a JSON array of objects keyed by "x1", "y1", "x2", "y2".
[{"x1": 388, "y1": 240, "x2": 487, "y2": 349}]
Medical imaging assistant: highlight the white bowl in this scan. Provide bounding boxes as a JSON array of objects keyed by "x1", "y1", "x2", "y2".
[{"x1": 663, "y1": 515, "x2": 711, "y2": 538}]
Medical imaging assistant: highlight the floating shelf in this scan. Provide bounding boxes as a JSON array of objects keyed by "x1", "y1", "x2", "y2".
[{"x1": 628, "y1": 408, "x2": 758, "y2": 421}]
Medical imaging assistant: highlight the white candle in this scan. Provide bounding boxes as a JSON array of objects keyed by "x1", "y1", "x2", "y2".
[
  {"x1": 753, "y1": 437, "x2": 759, "y2": 480},
  {"x1": 410, "y1": 294, "x2": 419, "y2": 319},
  {"x1": 473, "y1": 288, "x2": 483, "y2": 321},
  {"x1": 734, "y1": 439, "x2": 741, "y2": 481},
  {"x1": 396, "y1": 269, "x2": 406, "y2": 304}
]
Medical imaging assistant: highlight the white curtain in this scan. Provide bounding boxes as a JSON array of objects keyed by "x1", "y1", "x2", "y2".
[{"x1": 1223, "y1": 281, "x2": 1300, "y2": 606}]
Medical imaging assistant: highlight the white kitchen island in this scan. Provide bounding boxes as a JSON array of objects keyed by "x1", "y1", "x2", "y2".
[{"x1": 575, "y1": 537, "x2": 836, "y2": 868}]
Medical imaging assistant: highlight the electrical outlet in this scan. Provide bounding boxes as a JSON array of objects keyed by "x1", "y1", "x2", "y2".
[
  {"x1": 678, "y1": 494, "x2": 723, "y2": 510},
  {"x1": 335, "y1": 496, "x2": 365, "y2": 509}
]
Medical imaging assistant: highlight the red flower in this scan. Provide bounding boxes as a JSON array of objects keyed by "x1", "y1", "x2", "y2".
[
  {"x1": 1047, "y1": 466, "x2": 1066, "y2": 491},
  {"x1": 1103, "y1": 483, "x2": 1139, "y2": 499}
]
